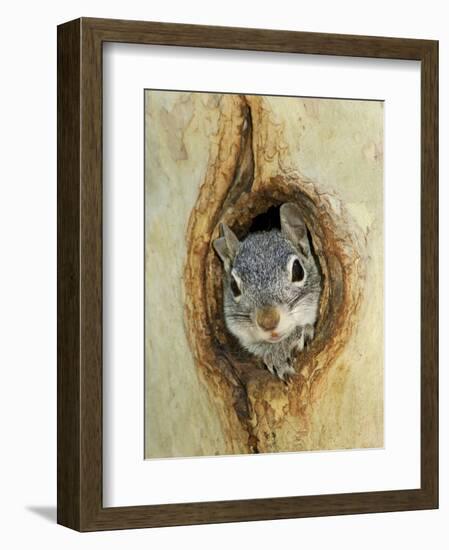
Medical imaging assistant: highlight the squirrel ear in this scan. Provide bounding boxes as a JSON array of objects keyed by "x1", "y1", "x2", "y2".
[
  {"x1": 280, "y1": 203, "x2": 310, "y2": 256},
  {"x1": 212, "y1": 223, "x2": 240, "y2": 270}
]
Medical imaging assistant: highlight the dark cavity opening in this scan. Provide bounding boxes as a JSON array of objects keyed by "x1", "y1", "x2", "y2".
[{"x1": 247, "y1": 205, "x2": 281, "y2": 233}]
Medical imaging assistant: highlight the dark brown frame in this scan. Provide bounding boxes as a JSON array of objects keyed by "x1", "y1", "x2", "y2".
[{"x1": 57, "y1": 17, "x2": 438, "y2": 532}]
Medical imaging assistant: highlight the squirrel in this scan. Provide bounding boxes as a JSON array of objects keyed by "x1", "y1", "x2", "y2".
[{"x1": 213, "y1": 203, "x2": 322, "y2": 382}]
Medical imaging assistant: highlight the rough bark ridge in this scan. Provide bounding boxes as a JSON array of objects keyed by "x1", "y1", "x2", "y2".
[{"x1": 184, "y1": 94, "x2": 368, "y2": 454}]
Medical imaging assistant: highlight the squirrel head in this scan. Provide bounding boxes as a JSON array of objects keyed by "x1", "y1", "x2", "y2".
[{"x1": 213, "y1": 203, "x2": 322, "y2": 349}]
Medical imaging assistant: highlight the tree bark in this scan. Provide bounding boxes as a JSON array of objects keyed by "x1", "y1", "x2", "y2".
[{"x1": 145, "y1": 91, "x2": 383, "y2": 458}]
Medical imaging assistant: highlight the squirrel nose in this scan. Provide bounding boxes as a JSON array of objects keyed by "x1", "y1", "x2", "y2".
[{"x1": 256, "y1": 307, "x2": 280, "y2": 332}]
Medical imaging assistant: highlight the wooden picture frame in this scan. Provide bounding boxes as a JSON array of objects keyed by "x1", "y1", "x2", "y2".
[{"x1": 57, "y1": 17, "x2": 438, "y2": 531}]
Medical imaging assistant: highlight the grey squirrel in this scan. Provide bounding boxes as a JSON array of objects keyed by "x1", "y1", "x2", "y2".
[{"x1": 213, "y1": 203, "x2": 322, "y2": 382}]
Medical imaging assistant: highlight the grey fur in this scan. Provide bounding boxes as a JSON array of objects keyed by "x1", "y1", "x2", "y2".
[{"x1": 213, "y1": 203, "x2": 322, "y2": 382}]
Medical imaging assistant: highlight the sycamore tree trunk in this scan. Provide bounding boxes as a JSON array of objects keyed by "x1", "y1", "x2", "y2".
[{"x1": 145, "y1": 91, "x2": 383, "y2": 458}]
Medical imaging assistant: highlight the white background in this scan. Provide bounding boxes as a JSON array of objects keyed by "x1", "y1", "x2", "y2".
[
  {"x1": 0, "y1": 0, "x2": 447, "y2": 548},
  {"x1": 103, "y1": 45, "x2": 421, "y2": 506}
]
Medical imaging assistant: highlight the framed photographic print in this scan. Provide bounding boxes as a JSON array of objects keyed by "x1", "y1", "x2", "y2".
[{"x1": 57, "y1": 17, "x2": 438, "y2": 531}]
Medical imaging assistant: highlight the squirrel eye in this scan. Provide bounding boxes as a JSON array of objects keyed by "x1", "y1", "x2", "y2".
[
  {"x1": 291, "y1": 258, "x2": 304, "y2": 283},
  {"x1": 230, "y1": 274, "x2": 241, "y2": 297}
]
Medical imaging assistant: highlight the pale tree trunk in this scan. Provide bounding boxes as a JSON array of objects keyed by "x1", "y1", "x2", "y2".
[{"x1": 145, "y1": 91, "x2": 383, "y2": 458}]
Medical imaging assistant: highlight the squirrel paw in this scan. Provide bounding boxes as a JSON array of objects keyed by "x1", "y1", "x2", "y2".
[
  {"x1": 263, "y1": 360, "x2": 276, "y2": 376},
  {"x1": 264, "y1": 357, "x2": 296, "y2": 383},
  {"x1": 294, "y1": 325, "x2": 315, "y2": 353},
  {"x1": 294, "y1": 331, "x2": 305, "y2": 352},
  {"x1": 303, "y1": 324, "x2": 315, "y2": 347},
  {"x1": 263, "y1": 347, "x2": 295, "y2": 383},
  {"x1": 275, "y1": 361, "x2": 296, "y2": 384}
]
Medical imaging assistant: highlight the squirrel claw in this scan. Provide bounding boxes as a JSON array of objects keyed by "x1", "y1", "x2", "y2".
[
  {"x1": 277, "y1": 362, "x2": 296, "y2": 384},
  {"x1": 263, "y1": 362, "x2": 276, "y2": 376},
  {"x1": 303, "y1": 324, "x2": 315, "y2": 347}
]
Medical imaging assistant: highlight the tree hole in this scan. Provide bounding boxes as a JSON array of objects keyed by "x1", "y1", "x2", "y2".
[{"x1": 185, "y1": 173, "x2": 363, "y2": 405}]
